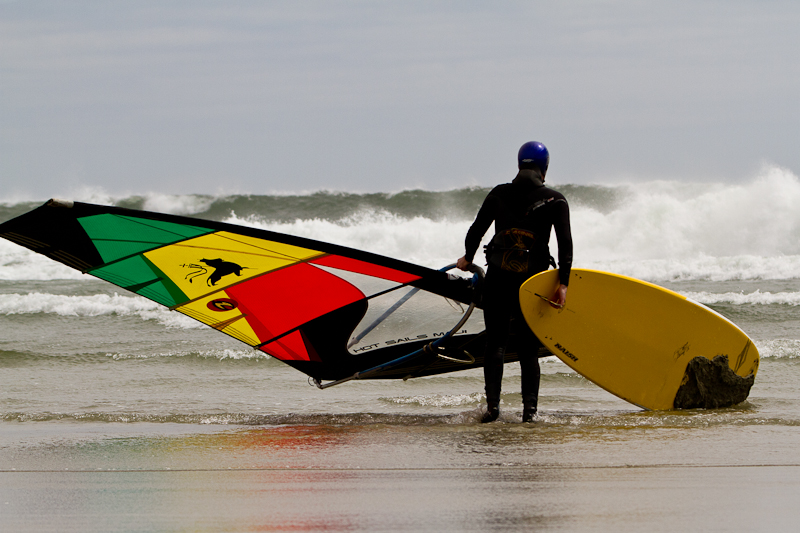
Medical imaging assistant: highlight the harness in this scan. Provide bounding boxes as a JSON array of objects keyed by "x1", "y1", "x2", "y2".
[{"x1": 484, "y1": 196, "x2": 564, "y2": 274}]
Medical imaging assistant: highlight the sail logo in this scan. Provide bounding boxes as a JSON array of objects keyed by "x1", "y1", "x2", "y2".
[
  {"x1": 182, "y1": 258, "x2": 247, "y2": 286},
  {"x1": 207, "y1": 298, "x2": 238, "y2": 312}
]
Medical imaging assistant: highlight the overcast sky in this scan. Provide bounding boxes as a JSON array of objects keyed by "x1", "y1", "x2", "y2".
[{"x1": 2, "y1": 1, "x2": 799, "y2": 196}]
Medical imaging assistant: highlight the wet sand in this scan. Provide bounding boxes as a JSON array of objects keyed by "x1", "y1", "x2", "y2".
[{"x1": 3, "y1": 421, "x2": 800, "y2": 532}]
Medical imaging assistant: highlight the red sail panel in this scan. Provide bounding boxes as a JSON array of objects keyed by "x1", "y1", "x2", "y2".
[
  {"x1": 259, "y1": 330, "x2": 321, "y2": 362},
  {"x1": 227, "y1": 262, "x2": 365, "y2": 345},
  {"x1": 311, "y1": 255, "x2": 421, "y2": 283}
]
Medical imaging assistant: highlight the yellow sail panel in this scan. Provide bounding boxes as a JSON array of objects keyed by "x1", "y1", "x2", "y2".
[
  {"x1": 176, "y1": 291, "x2": 262, "y2": 346},
  {"x1": 143, "y1": 231, "x2": 324, "y2": 300}
]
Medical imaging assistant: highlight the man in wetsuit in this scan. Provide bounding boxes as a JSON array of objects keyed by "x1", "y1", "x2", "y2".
[{"x1": 456, "y1": 141, "x2": 572, "y2": 423}]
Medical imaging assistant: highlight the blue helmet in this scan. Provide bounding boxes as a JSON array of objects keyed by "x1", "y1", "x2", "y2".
[{"x1": 518, "y1": 141, "x2": 549, "y2": 173}]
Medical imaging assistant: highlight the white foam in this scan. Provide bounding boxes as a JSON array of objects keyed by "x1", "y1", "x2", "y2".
[
  {"x1": 107, "y1": 348, "x2": 267, "y2": 360},
  {"x1": 50, "y1": 186, "x2": 116, "y2": 206},
  {"x1": 0, "y1": 292, "x2": 202, "y2": 329},
  {"x1": 0, "y1": 240, "x2": 85, "y2": 280},
  {"x1": 140, "y1": 193, "x2": 215, "y2": 215},
  {"x1": 683, "y1": 290, "x2": 800, "y2": 306},
  {"x1": 384, "y1": 392, "x2": 484, "y2": 407},
  {"x1": 583, "y1": 255, "x2": 800, "y2": 282},
  {"x1": 756, "y1": 339, "x2": 800, "y2": 359},
  {"x1": 224, "y1": 211, "x2": 482, "y2": 270}
]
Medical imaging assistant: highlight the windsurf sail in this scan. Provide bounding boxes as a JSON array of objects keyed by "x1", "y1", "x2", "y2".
[{"x1": 1, "y1": 199, "x2": 508, "y2": 382}]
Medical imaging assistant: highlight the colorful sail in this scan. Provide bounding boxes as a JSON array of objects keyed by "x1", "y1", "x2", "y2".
[{"x1": 1, "y1": 199, "x2": 498, "y2": 381}]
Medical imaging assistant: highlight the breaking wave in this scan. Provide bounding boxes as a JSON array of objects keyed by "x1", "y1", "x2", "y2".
[
  {"x1": 2, "y1": 166, "x2": 800, "y2": 281},
  {"x1": 0, "y1": 292, "x2": 202, "y2": 329}
]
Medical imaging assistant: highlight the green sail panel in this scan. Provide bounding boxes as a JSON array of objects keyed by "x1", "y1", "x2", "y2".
[
  {"x1": 134, "y1": 279, "x2": 179, "y2": 307},
  {"x1": 141, "y1": 255, "x2": 187, "y2": 305},
  {"x1": 78, "y1": 214, "x2": 212, "y2": 262},
  {"x1": 91, "y1": 240, "x2": 163, "y2": 264},
  {"x1": 91, "y1": 255, "x2": 188, "y2": 307}
]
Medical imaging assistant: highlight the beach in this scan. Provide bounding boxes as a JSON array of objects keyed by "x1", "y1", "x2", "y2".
[
  {"x1": 4, "y1": 390, "x2": 800, "y2": 532},
  {"x1": 3, "y1": 183, "x2": 800, "y2": 531}
]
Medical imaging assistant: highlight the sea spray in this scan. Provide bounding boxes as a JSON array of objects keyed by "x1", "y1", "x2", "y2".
[{"x1": 572, "y1": 167, "x2": 800, "y2": 262}]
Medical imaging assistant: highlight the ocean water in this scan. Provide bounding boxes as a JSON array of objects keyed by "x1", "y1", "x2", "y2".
[{"x1": 3, "y1": 168, "x2": 800, "y2": 531}]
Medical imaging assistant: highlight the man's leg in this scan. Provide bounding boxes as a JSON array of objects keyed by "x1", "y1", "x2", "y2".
[
  {"x1": 482, "y1": 346, "x2": 504, "y2": 422},
  {"x1": 516, "y1": 316, "x2": 542, "y2": 422},
  {"x1": 519, "y1": 354, "x2": 541, "y2": 422},
  {"x1": 481, "y1": 276, "x2": 511, "y2": 423}
]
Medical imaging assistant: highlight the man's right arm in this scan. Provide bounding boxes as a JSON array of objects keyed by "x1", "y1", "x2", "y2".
[
  {"x1": 456, "y1": 256, "x2": 472, "y2": 271},
  {"x1": 462, "y1": 195, "x2": 497, "y2": 265}
]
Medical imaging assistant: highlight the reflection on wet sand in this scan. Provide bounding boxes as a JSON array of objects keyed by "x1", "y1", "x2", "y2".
[{"x1": 4, "y1": 419, "x2": 800, "y2": 531}]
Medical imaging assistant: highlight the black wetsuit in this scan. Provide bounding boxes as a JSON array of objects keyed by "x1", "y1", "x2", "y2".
[{"x1": 464, "y1": 170, "x2": 573, "y2": 412}]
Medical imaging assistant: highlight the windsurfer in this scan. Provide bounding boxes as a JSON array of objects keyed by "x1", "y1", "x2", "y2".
[{"x1": 457, "y1": 141, "x2": 573, "y2": 423}]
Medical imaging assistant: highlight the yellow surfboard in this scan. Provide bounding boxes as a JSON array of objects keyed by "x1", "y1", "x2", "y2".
[{"x1": 519, "y1": 269, "x2": 759, "y2": 410}]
